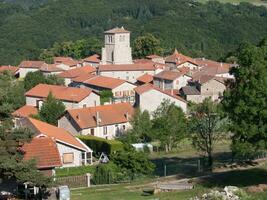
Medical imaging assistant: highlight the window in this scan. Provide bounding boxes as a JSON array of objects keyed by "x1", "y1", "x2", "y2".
[
  {"x1": 90, "y1": 128, "x2": 94, "y2": 136},
  {"x1": 83, "y1": 104, "x2": 86, "y2": 108},
  {"x1": 126, "y1": 76, "x2": 129, "y2": 80},
  {"x1": 63, "y1": 153, "x2": 74, "y2": 164},
  {"x1": 123, "y1": 125, "x2": 126, "y2": 130},
  {"x1": 86, "y1": 152, "x2": 92, "y2": 164},
  {"x1": 103, "y1": 126, "x2": 108, "y2": 135}
]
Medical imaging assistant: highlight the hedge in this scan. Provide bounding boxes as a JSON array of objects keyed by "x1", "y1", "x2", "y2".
[{"x1": 78, "y1": 135, "x2": 124, "y2": 156}]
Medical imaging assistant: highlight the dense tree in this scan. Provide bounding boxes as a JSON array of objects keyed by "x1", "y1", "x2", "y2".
[
  {"x1": 0, "y1": 1, "x2": 267, "y2": 65},
  {"x1": 189, "y1": 99, "x2": 226, "y2": 169},
  {"x1": 122, "y1": 108, "x2": 152, "y2": 143},
  {"x1": 39, "y1": 38, "x2": 102, "y2": 63},
  {"x1": 133, "y1": 33, "x2": 162, "y2": 58},
  {"x1": 38, "y1": 92, "x2": 65, "y2": 125},
  {"x1": 24, "y1": 71, "x2": 64, "y2": 91},
  {"x1": 0, "y1": 72, "x2": 25, "y2": 119},
  {"x1": 99, "y1": 90, "x2": 113, "y2": 105},
  {"x1": 223, "y1": 40, "x2": 267, "y2": 158},
  {"x1": 152, "y1": 100, "x2": 187, "y2": 152},
  {"x1": 111, "y1": 144, "x2": 155, "y2": 176},
  {"x1": 0, "y1": 124, "x2": 50, "y2": 186}
]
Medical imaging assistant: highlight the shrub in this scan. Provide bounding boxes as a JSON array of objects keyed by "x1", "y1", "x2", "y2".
[
  {"x1": 78, "y1": 135, "x2": 123, "y2": 156},
  {"x1": 55, "y1": 165, "x2": 96, "y2": 177}
]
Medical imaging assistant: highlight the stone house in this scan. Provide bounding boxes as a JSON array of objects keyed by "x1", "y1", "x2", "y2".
[
  {"x1": 25, "y1": 83, "x2": 100, "y2": 109},
  {"x1": 18, "y1": 60, "x2": 45, "y2": 78},
  {"x1": 82, "y1": 54, "x2": 101, "y2": 67},
  {"x1": 58, "y1": 102, "x2": 134, "y2": 140}
]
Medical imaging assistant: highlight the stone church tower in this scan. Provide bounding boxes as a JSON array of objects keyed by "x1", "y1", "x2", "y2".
[{"x1": 101, "y1": 27, "x2": 133, "y2": 65}]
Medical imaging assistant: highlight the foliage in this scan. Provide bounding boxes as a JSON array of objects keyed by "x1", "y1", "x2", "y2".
[
  {"x1": 78, "y1": 135, "x2": 124, "y2": 156},
  {"x1": 99, "y1": 90, "x2": 113, "y2": 105},
  {"x1": 0, "y1": 125, "x2": 50, "y2": 186},
  {"x1": 122, "y1": 108, "x2": 152, "y2": 143},
  {"x1": 152, "y1": 100, "x2": 187, "y2": 152},
  {"x1": 0, "y1": 72, "x2": 25, "y2": 119},
  {"x1": 38, "y1": 92, "x2": 65, "y2": 125},
  {"x1": 223, "y1": 38, "x2": 267, "y2": 158},
  {"x1": 0, "y1": 1, "x2": 267, "y2": 65},
  {"x1": 133, "y1": 33, "x2": 162, "y2": 58},
  {"x1": 55, "y1": 165, "x2": 96, "y2": 178},
  {"x1": 39, "y1": 38, "x2": 102, "y2": 63},
  {"x1": 189, "y1": 99, "x2": 226, "y2": 168},
  {"x1": 24, "y1": 71, "x2": 64, "y2": 91},
  {"x1": 111, "y1": 144, "x2": 155, "y2": 176},
  {"x1": 92, "y1": 162, "x2": 120, "y2": 184}
]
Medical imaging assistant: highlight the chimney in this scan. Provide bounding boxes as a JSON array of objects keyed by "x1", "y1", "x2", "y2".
[
  {"x1": 171, "y1": 89, "x2": 174, "y2": 96},
  {"x1": 220, "y1": 62, "x2": 223, "y2": 67},
  {"x1": 76, "y1": 114, "x2": 80, "y2": 120},
  {"x1": 96, "y1": 112, "x2": 101, "y2": 126},
  {"x1": 125, "y1": 112, "x2": 129, "y2": 120}
]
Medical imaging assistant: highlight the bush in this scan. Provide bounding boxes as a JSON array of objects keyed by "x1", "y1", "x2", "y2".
[
  {"x1": 92, "y1": 162, "x2": 120, "y2": 184},
  {"x1": 78, "y1": 135, "x2": 123, "y2": 156}
]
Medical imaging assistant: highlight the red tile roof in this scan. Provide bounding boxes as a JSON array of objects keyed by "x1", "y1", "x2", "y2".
[
  {"x1": 99, "y1": 63, "x2": 156, "y2": 72},
  {"x1": 22, "y1": 137, "x2": 62, "y2": 169},
  {"x1": 72, "y1": 74, "x2": 96, "y2": 83},
  {"x1": 0, "y1": 66, "x2": 19, "y2": 75},
  {"x1": 105, "y1": 27, "x2": 130, "y2": 34},
  {"x1": 66, "y1": 103, "x2": 134, "y2": 129},
  {"x1": 165, "y1": 49, "x2": 197, "y2": 66},
  {"x1": 146, "y1": 54, "x2": 161, "y2": 59},
  {"x1": 25, "y1": 84, "x2": 94, "y2": 102},
  {"x1": 40, "y1": 64, "x2": 64, "y2": 72},
  {"x1": 54, "y1": 57, "x2": 81, "y2": 66},
  {"x1": 12, "y1": 105, "x2": 38, "y2": 118},
  {"x1": 136, "y1": 73, "x2": 153, "y2": 84},
  {"x1": 18, "y1": 61, "x2": 45, "y2": 69},
  {"x1": 27, "y1": 118, "x2": 89, "y2": 151},
  {"x1": 154, "y1": 70, "x2": 186, "y2": 81},
  {"x1": 82, "y1": 76, "x2": 127, "y2": 89},
  {"x1": 58, "y1": 66, "x2": 96, "y2": 79},
  {"x1": 83, "y1": 54, "x2": 100, "y2": 63},
  {"x1": 134, "y1": 83, "x2": 187, "y2": 103}
]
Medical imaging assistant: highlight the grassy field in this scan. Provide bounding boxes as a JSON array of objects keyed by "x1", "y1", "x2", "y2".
[
  {"x1": 71, "y1": 163, "x2": 267, "y2": 200},
  {"x1": 198, "y1": 0, "x2": 267, "y2": 7}
]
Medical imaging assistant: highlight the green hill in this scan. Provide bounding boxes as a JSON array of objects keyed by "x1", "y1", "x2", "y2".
[{"x1": 0, "y1": 0, "x2": 266, "y2": 65}]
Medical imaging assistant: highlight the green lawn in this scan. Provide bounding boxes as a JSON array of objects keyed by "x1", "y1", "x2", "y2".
[{"x1": 197, "y1": 0, "x2": 267, "y2": 7}]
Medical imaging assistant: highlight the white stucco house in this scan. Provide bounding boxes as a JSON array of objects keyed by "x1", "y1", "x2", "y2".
[
  {"x1": 18, "y1": 60, "x2": 45, "y2": 78},
  {"x1": 134, "y1": 83, "x2": 187, "y2": 114},
  {"x1": 19, "y1": 117, "x2": 93, "y2": 168},
  {"x1": 25, "y1": 83, "x2": 100, "y2": 109},
  {"x1": 153, "y1": 70, "x2": 191, "y2": 90},
  {"x1": 72, "y1": 75, "x2": 136, "y2": 104},
  {"x1": 58, "y1": 102, "x2": 134, "y2": 140}
]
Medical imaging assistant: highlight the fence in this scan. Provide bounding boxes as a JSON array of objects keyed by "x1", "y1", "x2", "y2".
[{"x1": 56, "y1": 174, "x2": 91, "y2": 188}]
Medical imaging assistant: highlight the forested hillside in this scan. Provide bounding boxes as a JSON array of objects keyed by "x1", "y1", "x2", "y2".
[{"x1": 0, "y1": 0, "x2": 266, "y2": 65}]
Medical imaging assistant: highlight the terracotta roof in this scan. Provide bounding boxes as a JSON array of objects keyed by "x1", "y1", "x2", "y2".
[
  {"x1": 136, "y1": 73, "x2": 153, "y2": 83},
  {"x1": 27, "y1": 118, "x2": 89, "y2": 151},
  {"x1": 72, "y1": 74, "x2": 96, "y2": 83},
  {"x1": 104, "y1": 27, "x2": 130, "y2": 34},
  {"x1": 82, "y1": 76, "x2": 127, "y2": 90},
  {"x1": 134, "y1": 83, "x2": 187, "y2": 103},
  {"x1": 66, "y1": 103, "x2": 134, "y2": 129},
  {"x1": 83, "y1": 54, "x2": 100, "y2": 63},
  {"x1": 154, "y1": 70, "x2": 186, "y2": 81},
  {"x1": 22, "y1": 137, "x2": 62, "y2": 169},
  {"x1": 18, "y1": 61, "x2": 45, "y2": 69},
  {"x1": 194, "y1": 58, "x2": 234, "y2": 74},
  {"x1": 133, "y1": 59, "x2": 154, "y2": 64},
  {"x1": 165, "y1": 49, "x2": 197, "y2": 66},
  {"x1": 58, "y1": 66, "x2": 96, "y2": 79},
  {"x1": 12, "y1": 105, "x2": 38, "y2": 118},
  {"x1": 0, "y1": 66, "x2": 19, "y2": 75},
  {"x1": 99, "y1": 63, "x2": 155, "y2": 72},
  {"x1": 54, "y1": 57, "x2": 81, "y2": 66},
  {"x1": 40, "y1": 64, "x2": 64, "y2": 72},
  {"x1": 146, "y1": 54, "x2": 161, "y2": 59},
  {"x1": 25, "y1": 84, "x2": 94, "y2": 102}
]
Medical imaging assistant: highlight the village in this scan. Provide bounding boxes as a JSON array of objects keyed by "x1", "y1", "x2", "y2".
[{"x1": 0, "y1": 26, "x2": 266, "y2": 200}]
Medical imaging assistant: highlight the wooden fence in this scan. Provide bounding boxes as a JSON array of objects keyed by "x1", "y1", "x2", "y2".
[{"x1": 56, "y1": 174, "x2": 90, "y2": 188}]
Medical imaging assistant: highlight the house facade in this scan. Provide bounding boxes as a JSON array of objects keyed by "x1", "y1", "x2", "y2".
[
  {"x1": 25, "y1": 84, "x2": 100, "y2": 109},
  {"x1": 58, "y1": 103, "x2": 134, "y2": 140},
  {"x1": 18, "y1": 61, "x2": 45, "y2": 78},
  {"x1": 134, "y1": 84, "x2": 187, "y2": 114},
  {"x1": 19, "y1": 117, "x2": 93, "y2": 168}
]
